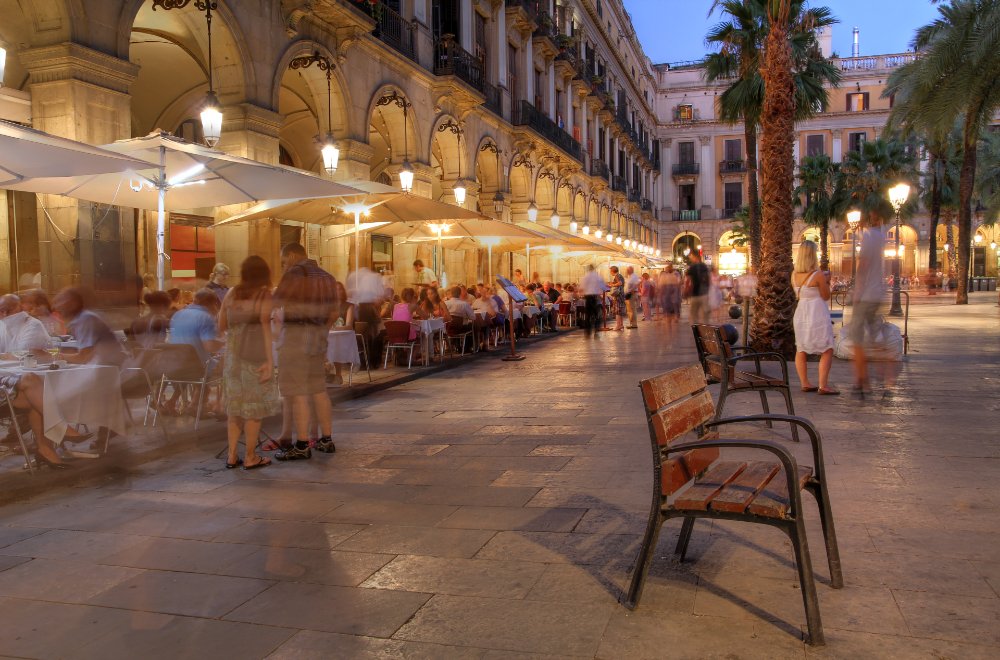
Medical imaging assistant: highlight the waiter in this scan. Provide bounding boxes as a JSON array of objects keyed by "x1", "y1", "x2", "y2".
[
  {"x1": 413, "y1": 259, "x2": 438, "y2": 289},
  {"x1": 578, "y1": 264, "x2": 607, "y2": 337}
]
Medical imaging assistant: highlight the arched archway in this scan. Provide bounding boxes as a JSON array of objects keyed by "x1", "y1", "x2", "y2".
[
  {"x1": 718, "y1": 230, "x2": 748, "y2": 275},
  {"x1": 367, "y1": 87, "x2": 420, "y2": 185},
  {"x1": 673, "y1": 232, "x2": 702, "y2": 265}
]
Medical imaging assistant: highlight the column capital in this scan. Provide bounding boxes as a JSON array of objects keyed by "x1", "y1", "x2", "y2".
[{"x1": 21, "y1": 42, "x2": 139, "y2": 95}]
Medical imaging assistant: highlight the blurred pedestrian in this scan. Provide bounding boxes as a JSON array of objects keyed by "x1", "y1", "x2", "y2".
[
  {"x1": 849, "y1": 224, "x2": 886, "y2": 398},
  {"x1": 792, "y1": 241, "x2": 838, "y2": 395}
]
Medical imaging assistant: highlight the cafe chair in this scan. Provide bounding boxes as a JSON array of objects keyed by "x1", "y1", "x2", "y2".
[
  {"x1": 152, "y1": 344, "x2": 222, "y2": 430},
  {"x1": 383, "y1": 320, "x2": 417, "y2": 369},
  {"x1": 120, "y1": 347, "x2": 169, "y2": 441},
  {"x1": 558, "y1": 301, "x2": 574, "y2": 327},
  {"x1": 352, "y1": 321, "x2": 374, "y2": 383},
  {"x1": 0, "y1": 379, "x2": 34, "y2": 475},
  {"x1": 444, "y1": 319, "x2": 473, "y2": 357}
]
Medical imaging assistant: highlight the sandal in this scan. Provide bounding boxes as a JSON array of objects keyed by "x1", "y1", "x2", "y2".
[
  {"x1": 818, "y1": 388, "x2": 841, "y2": 396},
  {"x1": 225, "y1": 458, "x2": 243, "y2": 469},
  {"x1": 801, "y1": 386, "x2": 818, "y2": 392},
  {"x1": 243, "y1": 457, "x2": 271, "y2": 470}
]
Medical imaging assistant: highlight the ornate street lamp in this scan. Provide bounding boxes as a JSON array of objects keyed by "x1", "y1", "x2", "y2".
[
  {"x1": 289, "y1": 51, "x2": 339, "y2": 176},
  {"x1": 376, "y1": 90, "x2": 413, "y2": 191},
  {"x1": 526, "y1": 201, "x2": 539, "y2": 223},
  {"x1": 887, "y1": 182, "x2": 910, "y2": 316},
  {"x1": 549, "y1": 211, "x2": 560, "y2": 229},
  {"x1": 153, "y1": 0, "x2": 223, "y2": 147}
]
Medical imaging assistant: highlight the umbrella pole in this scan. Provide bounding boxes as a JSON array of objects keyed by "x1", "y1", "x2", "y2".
[
  {"x1": 156, "y1": 147, "x2": 166, "y2": 290},
  {"x1": 354, "y1": 210, "x2": 360, "y2": 280},
  {"x1": 487, "y1": 244, "x2": 492, "y2": 285}
]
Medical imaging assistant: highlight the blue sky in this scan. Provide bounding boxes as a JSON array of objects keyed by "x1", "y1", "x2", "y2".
[{"x1": 624, "y1": 0, "x2": 943, "y2": 64}]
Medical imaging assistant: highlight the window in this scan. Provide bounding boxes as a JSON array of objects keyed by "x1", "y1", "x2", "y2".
[
  {"x1": 806, "y1": 134, "x2": 825, "y2": 157},
  {"x1": 679, "y1": 141, "x2": 695, "y2": 165},
  {"x1": 431, "y1": 0, "x2": 460, "y2": 40},
  {"x1": 679, "y1": 184, "x2": 696, "y2": 211},
  {"x1": 724, "y1": 182, "x2": 743, "y2": 215},
  {"x1": 371, "y1": 235, "x2": 394, "y2": 275},
  {"x1": 507, "y1": 44, "x2": 518, "y2": 103},
  {"x1": 846, "y1": 92, "x2": 869, "y2": 112},
  {"x1": 597, "y1": 0, "x2": 603, "y2": 18},
  {"x1": 534, "y1": 68, "x2": 544, "y2": 110},
  {"x1": 474, "y1": 12, "x2": 487, "y2": 70},
  {"x1": 848, "y1": 131, "x2": 867, "y2": 153},
  {"x1": 724, "y1": 139, "x2": 742, "y2": 162},
  {"x1": 677, "y1": 104, "x2": 694, "y2": 121}
]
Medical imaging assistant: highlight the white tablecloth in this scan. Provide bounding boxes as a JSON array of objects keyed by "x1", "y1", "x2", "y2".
[
  {"x1": 413, "y1": 318, "x2": 446, "y2": 366},
  {"x1": 0, "y1": 363, "x2": 126, "y2": 444},
  {"x1": 326, "y1": 330, "x2": 360, "y2": 370}
]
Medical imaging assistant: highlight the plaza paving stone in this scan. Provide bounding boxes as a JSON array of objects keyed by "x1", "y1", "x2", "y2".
[{"x1": 0, "y1": 293, "x2": 997, "y2": 657}]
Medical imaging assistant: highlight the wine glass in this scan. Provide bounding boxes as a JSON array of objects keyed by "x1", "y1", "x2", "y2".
[
  {"x1": 12, "y1": 349, "x2": 29, "y2": 366},
  {"x1": 46, "y1": 338, "x2": 61, "y2": 362}
]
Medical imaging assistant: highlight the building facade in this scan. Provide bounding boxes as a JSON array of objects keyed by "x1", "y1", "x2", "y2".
[{"x1": 0, "y1": 3, "x2": 996, "y2": 300}]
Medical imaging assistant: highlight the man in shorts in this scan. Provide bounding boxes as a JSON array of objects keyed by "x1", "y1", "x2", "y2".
[
  {"x1": 849, "y1": 224, "x2": 886, "y2": 398},
  {"x1": 273, "y1": 243, "x2": 338, "y2": 459}
]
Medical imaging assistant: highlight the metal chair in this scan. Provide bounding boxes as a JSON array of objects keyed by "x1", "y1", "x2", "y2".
[
  {"x1": 557, "y1": 301, "x2": 573, "y2": 327},
  {"x1": 120, "y1": 347, "x2": 169, "y2": 441},
  {"x1": 152, "y1": 343, "x2": 222, "y2": 430},
  {"x1": 444, "y1": 319, "x2": 473, "y2": 357},
  {"x1": 383, "y1": 320, "x2": 417, "y2": 369},
  {"x1": 0, "y1": 379, "x2": 34, "y2": 475}
]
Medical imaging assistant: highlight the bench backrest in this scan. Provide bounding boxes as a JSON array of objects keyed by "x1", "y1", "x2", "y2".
[
  {"x1": 692, "y1": 324, "x2": 734, "y2": 384},
  {"x1": 639, "y1": 364, "x2": 719, "y2": 495}
]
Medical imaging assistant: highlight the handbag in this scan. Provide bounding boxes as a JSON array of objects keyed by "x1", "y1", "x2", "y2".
[{"x1": 237, "y1": 291, "x2": 268, "y2": 365}]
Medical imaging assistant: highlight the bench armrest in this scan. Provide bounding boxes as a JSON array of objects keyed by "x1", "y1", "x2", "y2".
[
  {"x1": 704, "y1": 414, "x2": 827, "y2": 481},
  {"x1": 727, "y1": 351, "x2": 789, "y2": 381},
  {"x1": 665, "y1": 437, "x2": 804, "y2": 517}
]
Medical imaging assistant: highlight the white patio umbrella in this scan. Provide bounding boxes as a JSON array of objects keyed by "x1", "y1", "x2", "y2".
[
  {"x1": 12, "y1": 131, "x2": 362, "y2": 288},
  {"x1": 0, "y1": 119, "x2": 152, "y2": 188},
  {"x1": 216, "y1": 182, "x2": 483, "y2": 279}
]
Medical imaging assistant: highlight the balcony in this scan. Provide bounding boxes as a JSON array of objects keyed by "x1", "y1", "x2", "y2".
[
  {"x1": 434, "y1": 38, "x2": 485, "y2": 95},
  {"x1": 611, "y1": 174, "x2": 627, "y2": 193},
  {"x1": 641, "y1": 198, "x2": 653, "y2": 212},
  {"x1": 628, "y1": 189, "x2": 641, "y2": 204},
  {"x1": 590, "y1": 159, "x2": 609, "y2": 182},
  {"x1": 719, "y1": 159, "x2": 747, "y2": 174},
  {"x1": 532, "y1": 11, "x2": 559, "y2": 58},
  {"x1": 483, "y1": 81, "x2": 503, "y2": 119},
  {"x1": 512, "y1": 100, "x2": 582, "y2": 161},
  {"x1": 678, "y1": 209, "x2": 701, "y2": 221},
  {"x1": 373, "y1": 3, "x2": 416, "y2": 61},
  {"x1": 835, "y1": 52, "x2": 918, "y2": 72},
  {"x1": 721, "y1": 207, "x2": 741, "y2": 219},
  {"x1": 672, "y1": 162, "x2": 700, "y2": 177},
  {"x1": 506, "y1": 0, "x2": 539, "y2": 19}
]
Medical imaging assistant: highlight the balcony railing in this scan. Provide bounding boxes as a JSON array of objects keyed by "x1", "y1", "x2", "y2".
[
  {"x1": 672, "y1": 162, "x2": 700, "y2": 176},
  {"x1": 483, "y1": 81, "x2": 503, "y2": 118},
  {"x1": 512, "y1": 100, "x2": 582, "y2": 161},
  {"x1": 533, "y1": 10, "x2": 557, "y2": 40},
  {"x1": 507, "y1": 0, "x2": 539, "y2": 20},
  {"x1": 374, "y1": 4, "x2": 416, "y2": 61},
  {"x1": 721, "y1": 207, "x2": 741, "y2": 219},
  {"x1": 641, "y1": 198, "x2": 653, "y2": 212},
  {"x1": 590, "y1": 159, "x2": 609, "y2": 181},
  {"x1": 835, "y1": 53, "x2": 918, "y2": 71},
  {"x1": 434, "y1": 37, "x2": 485, "y2": 95},
  {"x1": 347, "y1": 0, "x2": 375, "y2": 18},
  {"x1": 678, "y1": 209, "x2": 701, "y2": 221},
  {"x1": 719, "y1": 159, "x2": 747, "y2": 174},
  {"x1": 628, "y1": 189, "x2": 641, "y2": 203},
  {"x1": 611, "y1": 174, "x2": 627, "y2": 193}
]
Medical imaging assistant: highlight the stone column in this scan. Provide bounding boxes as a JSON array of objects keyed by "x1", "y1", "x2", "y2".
[
  {"x1": 565, "y1": 88, "x2": 574, "y2": 137},
  {"x1": 699, "y1": 135, "x2": 715, "y2": 218},
  {"x1": 661, "y1": 138, "x2": 673, "y2": 219},
  {"x1": 832, "y1": 133, "x2": 843, "y2": 163},
  {"x1": 547, "y1": 64, "x2": 556, "y2": 117},
  {"x1": 460, "y1": 0, "x2": 474, "y2": 52},
  {"x1": 21, "y1": 43, "x2": 139, "y2": 302}
]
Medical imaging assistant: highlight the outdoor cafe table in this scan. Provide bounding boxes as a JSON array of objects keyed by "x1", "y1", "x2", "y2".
[
  {"x1": 0, "y1": 361, "x2": 126, "y2": 446},
  {"x1": 326, "y1": 329, "x2": 361, "y2": 374},
  {"x1": 412, "y1": 317, "x2": 445, "y2": 366}
]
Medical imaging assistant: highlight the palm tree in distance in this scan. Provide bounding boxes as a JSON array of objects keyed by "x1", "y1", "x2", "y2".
[
  {"x1": 795, "y1": 154, "x2": 848, "y2": 272},
  {"x1": 704, "y1": 0, "x2": 840, "y2": 274},
  {"x1": 884, "y1": 0, "x2": 1000, "y2": 304}
]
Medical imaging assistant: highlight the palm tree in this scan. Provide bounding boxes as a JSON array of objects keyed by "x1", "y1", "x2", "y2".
[
  {"x1": 795, "y1": 154, "x2": 847, "y2": 271},
  {"x1": 704, "y1": 0, "x2": 840, "y2": 274},
  {"x1": 884, "y1": 0, "x2": 1000, "y2": 304},
  {"x1": 976, "y1": 129, "x2": 1000, "y2": 225},
  {"x1": 919, "y1": 129, "x2": 962, "y2": 277}
]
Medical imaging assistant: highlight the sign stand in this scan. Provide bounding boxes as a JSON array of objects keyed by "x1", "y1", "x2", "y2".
[{"x1": 497, "y1": 277, "x2": 527, "y2": 361}]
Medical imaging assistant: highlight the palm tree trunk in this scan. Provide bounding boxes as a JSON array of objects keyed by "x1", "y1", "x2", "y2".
[
  {"x1": 944, "y1": 208, "x2": 955, "y2": 280},
  {"x1": 928, "y1": 150, "x2": 941, "y2": 271},
  {"x1": 750, "y1": 18, "x2": 797, "y2": 355},
  {"x1": 745, "y1": 123, "x2": 762, "y2": 272},
  {"x1": 956, "y1": 112, "x2": 979, "y2": 305},
  {"x1": 819, "y1": 218, "x2": 830, "y2": 272}
]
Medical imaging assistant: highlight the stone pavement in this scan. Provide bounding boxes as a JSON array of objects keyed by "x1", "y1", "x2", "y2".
[{"x1": 0, "y1": 293, "x2": 997, "y2": 658}]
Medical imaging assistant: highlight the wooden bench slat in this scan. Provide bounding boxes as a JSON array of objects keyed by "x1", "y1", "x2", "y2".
[
  {"x1": 747, "y1": 466, "x2": 813, "y2": 518},
  {"x1": 672, "y1": 460, "x2": 746, "y2": 511},
  {"x1": 708, "y1": 460, "x2": 782, "y2": 513},
  {"x1": 640, "y1": 364, "x2": 706, "y2": 412},
  {"x1": 652, "y1": 390, "x2": 715, "y2": 446}
]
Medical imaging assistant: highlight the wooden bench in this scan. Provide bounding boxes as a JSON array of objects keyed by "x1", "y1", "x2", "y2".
[
  {"x1": 624, "y1": 364, "x2": 842, "y2": 645},
  {"x1": 692, "y1": 323, "x2": 799, "y2": 442}
]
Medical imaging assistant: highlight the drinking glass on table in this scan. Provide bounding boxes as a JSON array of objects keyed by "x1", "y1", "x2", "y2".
[
  {"x1": 46, "y1": 338, "x2": 61, "y2": 362},
  {"x1": 12, "y1": 349, "x2": 29, "y2": 366}
]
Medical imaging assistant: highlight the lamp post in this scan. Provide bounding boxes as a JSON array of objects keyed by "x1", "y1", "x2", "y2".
[
  {"x1": 887, "y1": 182, "x2": 910, "y2": 317},
  {"x1": 429, "y1": 222, "x2": 450, "y2": 287},
  {"x1": 289, "y1": 52, "x2": 339, "y2": 176},
  {"x1": 376, "y1": 91, "x2": 413, "y2": 191},
  {"x1": 153, "y1": 1, "x2": 222, "y2": 147},
  {"x1": 846, "y1": 209, "x2": 861, "y2": 283}
]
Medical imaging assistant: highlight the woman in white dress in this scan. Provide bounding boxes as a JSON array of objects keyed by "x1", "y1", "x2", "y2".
[{"x1": 792, "y1": 240, "x2": 838, "y2": 395}]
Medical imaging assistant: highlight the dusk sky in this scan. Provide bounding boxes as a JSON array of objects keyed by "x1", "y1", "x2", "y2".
[{"x1": 624, "y1": 0, "x2": 943, "y2": 65}]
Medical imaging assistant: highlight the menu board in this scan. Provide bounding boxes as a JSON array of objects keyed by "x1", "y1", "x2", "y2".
[{"x1": 496, "y1": 276, "x2": 528, "y2": 303}]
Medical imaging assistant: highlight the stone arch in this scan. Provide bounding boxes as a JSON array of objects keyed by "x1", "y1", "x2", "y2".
[
  {"x1": 273, "y1": 41, "x2": 350, "y2": 134},
  {"x1": 366, "y1": 85, "x2": 422, "y2": 176},
  {"x1": 534, "y1": 174, "x2": 556, "y2": 214},
  {"x1": 673, "y1": 232, "x2": 702, "y2": 261},
  {"x1": 474, "y1": 137, "x2": 502, "y2": 198},
  {"x1": 0, "y1": 0, "x2": 86, "y2": 88},
  {"x1": 126, "y1": 0, "x2": 253, "y2": 137},
  {"x1": 508, "y1": 154, "x2": 535, "y2": 204},
  {"x1": 428, "y1": 114, "x2": 468, "y2": 183}
]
